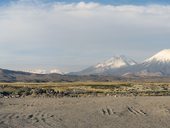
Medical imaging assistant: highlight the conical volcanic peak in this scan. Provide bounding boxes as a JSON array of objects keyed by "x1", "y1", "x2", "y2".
[
  {"x1": 95, "y1": 55, "x2": 137, "y2": 69},
  {"x1": 71, "y1": 55, "x2": 137, "y2": 75},
  {"x1": 145, "y1": 49, "x2": 170, "y2": 63}
]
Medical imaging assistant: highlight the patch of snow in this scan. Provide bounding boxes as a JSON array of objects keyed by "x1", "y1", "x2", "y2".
[
  {"x1": 24, "y1": 69, "x2": 47, "y2": 74},
  {"x1": 145, "y1": 49, "x2": 170, "y2": 63},
  {"x1": 50, "y1": 69, "x2": 64, "y2": 74},
  {"x1": 95, "y1": 55, "x2": 137, "y2": 69},
  {"x1": 23, "y1": 69, "x2": 63, "y2": 74}
]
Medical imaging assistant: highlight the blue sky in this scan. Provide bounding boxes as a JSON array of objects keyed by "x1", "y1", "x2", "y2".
[
  {"x1": 1, "y1": 0, "x2": 170, "y2": 5},
  {"x1": 0, "y1": 0, "x2": 170, "y2": 72}
]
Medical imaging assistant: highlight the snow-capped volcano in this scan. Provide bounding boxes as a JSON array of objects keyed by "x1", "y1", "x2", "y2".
[
  {"x1": 95, "y1": 55, "x2": 137, "y2": 69},
  {"x1": 138, "y1": 49, "x2": 170, "y2": 76},
  {"x1": 71, "y1": 49, "x2": 170, "y2": 77},
  {"x1": 112, "y1": 49, "x2": 170, "y2": 77},
  {"x1": 145, "y1": 49, "x2": 170, "y2": 63},
  {"x1": 72, "y1": 55, "x2": 137, "y2": 75}
]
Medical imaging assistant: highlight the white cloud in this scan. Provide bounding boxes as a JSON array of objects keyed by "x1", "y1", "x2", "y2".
[{"x1": 0, "y1": 1, "x2": 170, "y2": 71}]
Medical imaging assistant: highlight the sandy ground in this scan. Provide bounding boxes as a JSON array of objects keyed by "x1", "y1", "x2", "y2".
[{"x1": 0, "y1": 96, "x2": 170, "y2": 128}]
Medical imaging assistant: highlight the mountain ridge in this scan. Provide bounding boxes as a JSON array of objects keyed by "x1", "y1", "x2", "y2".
[
  {"x1": 0, "y1": 49, "x2": 169, "y2": 82},
  {"x1": 73, "y1": 49, "x2": 170, "y2": 77},
  {"x1": 70, "y1": 55, "x2": 137, "y2": 75},
  {"x1": 105, "y1": 49, "x2": 170, "y2": 77}
]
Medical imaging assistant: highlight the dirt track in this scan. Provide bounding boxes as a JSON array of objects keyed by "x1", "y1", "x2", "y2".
[{"x1": 0, "y1": 96, "x2": 170, "y2": 128}]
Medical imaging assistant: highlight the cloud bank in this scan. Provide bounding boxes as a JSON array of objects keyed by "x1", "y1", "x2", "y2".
[{"x1": 0, "y1": 1, "x2": 170, "y2": 71}]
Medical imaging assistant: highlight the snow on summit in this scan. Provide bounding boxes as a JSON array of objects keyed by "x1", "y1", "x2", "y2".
[
  {"x1": 145, "y1": 49, "x2": 170, "y2": 63},
  {"x1": 95, "y1": 55, "x2": 137, "y2": 69},
  {"x1": 73, "y1": 55, "x2": 137, "y2": 75}
]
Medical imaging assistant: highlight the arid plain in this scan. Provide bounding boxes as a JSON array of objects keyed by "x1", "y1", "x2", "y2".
[
  {"x1": 0, "y1": 96, "x2": 170, "y2": 128},
  {"x1": 0, "y1": 82, "x2": 170, "y2": 128}
]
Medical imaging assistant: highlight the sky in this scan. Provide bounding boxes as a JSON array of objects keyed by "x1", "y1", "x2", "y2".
[{"x1": 0, "y1": 0, "x2": 170, "y2": 72}]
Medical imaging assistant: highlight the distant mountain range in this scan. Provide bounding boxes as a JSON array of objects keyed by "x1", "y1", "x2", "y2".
[
  {"x1": 72, "y1": 49, "x2": 170, "y2": 77},
  {"x1": 0, "y1": 49, "x2": 170, "y2": 82},
  {"x1": 22, "y1": 69, "x2": 64, "y2": 75},
  {"x1": 70, "y1": 55, "x2": 137, "y2": 75}
]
